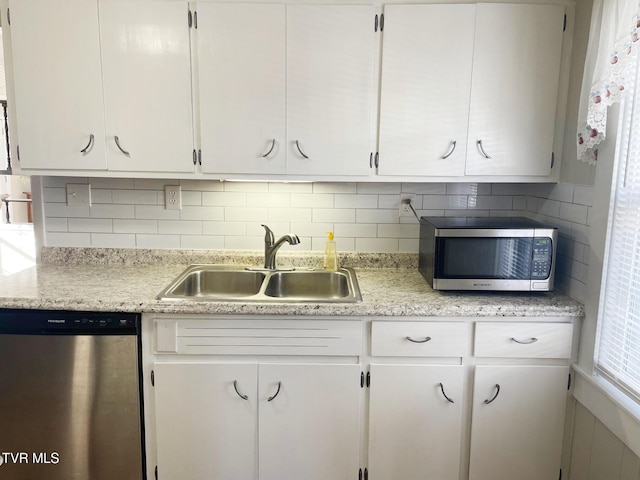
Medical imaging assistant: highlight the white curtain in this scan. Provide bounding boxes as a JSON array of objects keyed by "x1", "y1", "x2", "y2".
[{"x1": 577, "y1": 0, "x2": 640, "y2": 164}]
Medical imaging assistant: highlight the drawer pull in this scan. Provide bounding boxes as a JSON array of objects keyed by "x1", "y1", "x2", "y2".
[
  {"x1": 406, "y1": 336, "x2": 432, "y2": 343},
  {"x1": 267, "y1": 381, "x2": 282, "y2": 402},
  {"x1": 438, "y1": 383, "x2": 455, "y2": 403},
  {"x1": 233, "y1": 380, "x2": 248, "y2": 400},
  {"x1": 510, "y1": 337, "x2": 539, "y2": 345},
  {"x1": 483, "y1": 384, "x2": 501, "y2": 405}
]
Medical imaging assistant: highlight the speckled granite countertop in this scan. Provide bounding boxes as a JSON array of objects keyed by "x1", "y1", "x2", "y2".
[{"x1": 0, "y1": 248, "x2": 584, "y2": 318}]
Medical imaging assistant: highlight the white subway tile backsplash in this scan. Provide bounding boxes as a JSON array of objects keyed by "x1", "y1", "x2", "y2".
[
  {"x1": 112, "y1": 189, "x2": 161, "y2": 205},
  {"x1": 313, "y1": 208, "x2": 356, "y2": 223},
  {"x1": 203, "y1": 221, "x2": 247, "y2": 236},
  {"x1": 91, "y1": 233, "x2": 136, "y2": 248},
  {"x1": 68, "y1": 218, "x2": 113, "y2": 233},
  {"x1": 39, "y1": 177, "x2": 592, "y2": 302},
  {"x1": 46, "y1": 232, "x2": 92, "y2": 247},
  {"x1": 180, "y1": 235, "x2": 224, "y2": 250},
  {"x1": 43, "y1": 187, "x2": 67, "y2": 203},
  {"x1": 335, "y1": 194, "x2": 378, "y2": 209},
  {"x1": 180, "y1": 206, "x2": 224, "y2": 221},
  {"x1": 136, "y1": 234, "x2": 181, "y2": 249},
  {"x1": 158, "y1": 220, "x2": 202, "y2": 235},
  {"x1": 45, "y1": 217, "x2": 68, "y2": 233},
  {"x1": 357, "y1": 209, "x2": 399, "y2": 224},
  {"x1": 290, "y1": 193, "x2": 334, "y2": 208},
  {"x1": 113, "y1": 219, "x2": 158, "y2": 234},
  {"x1": 334, "y1": 223, "x2": 377, "y2": 238},
  {"x1": 135, "y1": 205, "x2": 180, "y2": 220},
  {"x1": 91, "y1": 204, "x2": 135, "y2": 219}
]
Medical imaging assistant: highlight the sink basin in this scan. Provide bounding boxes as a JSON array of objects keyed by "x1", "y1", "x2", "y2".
[
  {"x1": 264, "y1": 271, "x2": 352, "y2": 300},
  {"x1": 157, "y1": 265, "x2": 362, "y2": 303}
]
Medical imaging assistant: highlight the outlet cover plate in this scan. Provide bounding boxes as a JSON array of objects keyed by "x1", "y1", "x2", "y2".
[
  {"x1": 399, "y1": 194, "x2": 417, "y2": 217},
  {"x1": 66, "y1": 184, "x2": 91, "y2": 207},
  {"x1": 165, "y1": 185, "x2": 181, "y2": 210}
]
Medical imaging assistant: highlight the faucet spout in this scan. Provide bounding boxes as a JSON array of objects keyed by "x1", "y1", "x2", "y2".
[{"x1": 261, "y1": 224, "x2": 300, "y2": 269}]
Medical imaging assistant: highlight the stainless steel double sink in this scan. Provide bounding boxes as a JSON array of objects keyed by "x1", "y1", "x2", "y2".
[{"x1": 156, "y1": 264, "x2": 362, "y2": 303}]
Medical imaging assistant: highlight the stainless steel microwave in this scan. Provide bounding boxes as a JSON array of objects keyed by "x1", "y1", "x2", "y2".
[{"x1": 419, "y1": 217, "x2": 557, "y2": 291}]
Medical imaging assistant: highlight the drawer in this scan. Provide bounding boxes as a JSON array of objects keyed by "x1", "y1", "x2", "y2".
[
  {"x1": 155, "y1": 318, "x2": 362, "y2": 356},
  {"x1": 474, "y1": 322, "x2": 573, "y2": 358},
  {"x1": 371, "y1": 321, "x2": 469, "y2": 357}
]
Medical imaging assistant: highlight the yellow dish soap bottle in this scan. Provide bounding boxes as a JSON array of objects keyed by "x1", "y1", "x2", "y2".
[{"x1": 324, "y1": 231, "x2": 338, "y2": 271}]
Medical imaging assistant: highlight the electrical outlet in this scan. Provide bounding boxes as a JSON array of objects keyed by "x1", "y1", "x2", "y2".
[
  {"x1": 165, "y1": 185, "x2": 181, "y2": 210},
  {"x1": 399, "y1": 194, "x2": 417, "y2": 217},
  {"x1": 66, "y1": 184, "x2": 91, "y2": 207}
]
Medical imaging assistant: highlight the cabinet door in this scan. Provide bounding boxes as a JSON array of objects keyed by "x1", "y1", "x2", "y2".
[
  {"x1": 469, "y1": 365, "x2": 569, "y2": 480},
  {"x1": 286, "y1": 5, "x2": 374, "y2": 176},
  {"x1": 259, "y1": 364, "x2": 361, "y2": 480},
  {"x1": 377, "y1": 4, "x2": 475, "y2": 177},
  {"x1": 465, "y1": 3, "x2": 565, "y2": 176},
  {"x1": 100, "y1": 0, "x2": 194, "y2": 173},
  {"x1": 368, "y1": 365, "x2": 464, "y2": 480},
  {"x1": 9, "y1": 0, "x2": 107, "y2": 171},
  {"x1": 197, "y1": 3, "x2": 286, "y2": 174},
  {"x1": 154, "y1": 363, "x2": 258, "y2": 480}
]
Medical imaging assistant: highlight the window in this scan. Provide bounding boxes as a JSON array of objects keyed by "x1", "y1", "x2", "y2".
[{"x1": 595, "y1": 52, "x2": 640, "y2": 402}]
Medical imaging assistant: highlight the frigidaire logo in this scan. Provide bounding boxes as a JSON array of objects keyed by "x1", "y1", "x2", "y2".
[{"x1": 0, "y1": 452, "x2": 60, "y2": 466}]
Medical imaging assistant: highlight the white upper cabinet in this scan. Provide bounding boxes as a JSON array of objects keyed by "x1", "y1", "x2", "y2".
[
  {"x1": 10, "y1": 0, "x2": 194, "y2": 174},
  {"x1": 197, "y1": 3, "x2": 287, "y2": 175},
  {"x1": 377, "y1": 2, "x2": 565, "y2": 179},
  {"x1": 197, "y1": 4, "x2": 375, "y2": 177},
  {"x1": 10, "y1": 0, "x2": 107, "y2": 171},
  {"x1": 285, "y1": 5, "x2": 375, "y2": 176},
  {"x1": 465, "y1": 3, "x2": 565, "y2": 176},
  {"x1": 100, "y1": 0, "x2": 195, "y2": 173},
  {"x1": 377, "y1": 4, "x2": 475, "y2": 177}
]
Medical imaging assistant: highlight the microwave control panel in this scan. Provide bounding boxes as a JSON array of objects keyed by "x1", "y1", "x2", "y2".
[{"x1": 532, "y1": 237, "x2": 553, "y2": 279}]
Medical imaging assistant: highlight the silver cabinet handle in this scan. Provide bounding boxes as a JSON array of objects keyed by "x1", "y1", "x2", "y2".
[
  {"x1": 262, "y1": 139, "x2": 276, "y2": 158},
  {"x1": 114, "y1": 135, "x2": 130, "y2": 156},
  {"x1": 80, "y1": 134, "x2": 94, "y2": 154},
  {"x1": 233, "y1": 380, "x2": 248, "y2": 400},
  {"x1": 483, "y1": 384, "x2": 501, "y2": 404},
  {"x1": 441, "y1": 140, "x2": 457, "y2": 159},
  {"x1": 406, "y1": 336, "x2": 431, "y2": 343},
  {"x1": 476, "y1": 140, "x2": 491, "y2": 159},
  {"x1": 510, "y1": 337, "x2": 538, "y2": 344},
  {"x1": 439, "y1": 383, "x2": 454, "y2": 403},
  {"x1": 295, "y1": 140, "x2": 309, "y2": 159},
  {"x1": 267, "y1": 381, "x2": 281, "y2": 402}
]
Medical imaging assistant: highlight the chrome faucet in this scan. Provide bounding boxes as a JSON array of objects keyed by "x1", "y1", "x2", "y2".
[{"x1": 261, "y1": 224, "x2": 300, "y2": 270}]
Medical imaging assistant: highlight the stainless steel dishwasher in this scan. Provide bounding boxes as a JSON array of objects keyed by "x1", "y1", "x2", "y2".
[{"x1": 0, "y1": 309, "x2": 145, "y2": 480}]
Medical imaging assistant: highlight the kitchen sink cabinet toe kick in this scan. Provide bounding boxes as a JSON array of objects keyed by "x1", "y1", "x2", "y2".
[{"x1": 141, "y1": 315, "x2": 578, "y2": 480}]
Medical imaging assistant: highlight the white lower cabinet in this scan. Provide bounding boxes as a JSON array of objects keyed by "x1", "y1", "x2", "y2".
[
  {"x1": 144, "y1": 316, "x2": 576, "y2": 480},
  {"x1": 468, "y1": 365, "x2": 569, "y2": 480},
  {"x1": 368, "y1": 365, "x2": 464, "y2": 480},
  {"x1": 154, "y1": 362, "x2": 360, "y2": 480}
]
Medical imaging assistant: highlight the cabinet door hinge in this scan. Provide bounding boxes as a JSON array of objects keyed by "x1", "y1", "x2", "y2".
[
  {"x1": 366, "y1": 371, "x2": 371, "y2": 388},
  {"x1": 563, "y1": 14, "x2": 567, "y2": 32},
  {"x1": 151, "y1": 369, "x2": 155, "y2": 387},
  {"x1": 567, "y1": 373, "x2": 572, "y2": 390},
  {"x1": 551, "y1": 152, "x2": 555, "y2": 169}
]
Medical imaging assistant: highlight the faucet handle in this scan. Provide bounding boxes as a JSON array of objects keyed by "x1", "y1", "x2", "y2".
[{"x1": 261, "y1": 224, "x2": 275, "y2": 246}]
